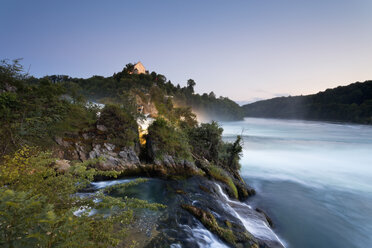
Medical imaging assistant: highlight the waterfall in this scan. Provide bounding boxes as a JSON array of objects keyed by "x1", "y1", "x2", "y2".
[
  {"x1": 172, "y1": 223, "x2": 228, "y2": 248},
  {"x1": 215, "y1": 183, "x2": 286, "y2": 247}
]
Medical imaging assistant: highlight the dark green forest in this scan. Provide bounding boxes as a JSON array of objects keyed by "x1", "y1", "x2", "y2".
[
  {"x1": 44, "y1": 63, "x2": 243, "y2": 121},
  {"x1": 242, "y1": 81, "x2": 372, "y2": 124}
]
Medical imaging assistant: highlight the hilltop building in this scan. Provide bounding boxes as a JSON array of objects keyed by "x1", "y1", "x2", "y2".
[{"x1": 132, "y1": 62, "x2": 146, "y2": 74}]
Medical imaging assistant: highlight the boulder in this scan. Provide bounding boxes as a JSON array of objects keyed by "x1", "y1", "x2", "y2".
[{"x1": 75, "y1": 143, "x2": 87, "y2": 161}]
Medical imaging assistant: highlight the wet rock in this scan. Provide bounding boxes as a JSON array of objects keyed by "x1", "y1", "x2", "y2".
[
  {"x1": 104, "y1": 143, "x2": 115, "y2": 151},
  {"x1": 87, "y1": 143, "x2": 142, "y2": 172},
  {"x1": 181, "y1": 204, "x2": 257, "y2": 248},
  {"x1": 119, "y1": 147, "x2": 141, "y2": 165},
  {"x1": 255, "y1": 208, "x2": 273, "y2": 227},
  {"x1": 75, "y1": 143, "x2": 87, "y2": 161}
]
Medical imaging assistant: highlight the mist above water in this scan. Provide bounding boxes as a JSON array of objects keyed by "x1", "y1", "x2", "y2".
[{"x1": 221, "y1": 118, "x2": 372, "y2": 248}]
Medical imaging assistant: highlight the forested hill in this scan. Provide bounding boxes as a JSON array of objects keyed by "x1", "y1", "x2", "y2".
[
  {"x1": 242, "y1": 80, "x2": 372, "y2": 124},
  {"x1": 45, "y1": 63, "x2": 243, "y2": 121}
]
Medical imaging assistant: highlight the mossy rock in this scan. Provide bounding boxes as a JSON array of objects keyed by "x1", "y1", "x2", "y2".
[
  {"x1": 206, "y1": 164, "x2": 239, "y2": 199},
  {"x1": 181, "y1": 204, "x2": 257, "y2": 248}
]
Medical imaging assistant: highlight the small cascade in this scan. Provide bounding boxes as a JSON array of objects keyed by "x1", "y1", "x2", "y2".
[
  {"x1": 73, "y1": 179, "x2": 134, "y2": 217},
  {"x1": 173, "y1": 223, "x2": 228, "y2": 248},
  {"x1": 91, "y1": 178, "x2": 132, "y2": 189},
  {"x1": 215, "y1": 183, "x2": 286, "y2": 247}
]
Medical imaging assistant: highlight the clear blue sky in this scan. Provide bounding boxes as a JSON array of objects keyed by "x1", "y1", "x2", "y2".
[{"x1": 1, "y1": 0, "x2": 372, "y2": 101}]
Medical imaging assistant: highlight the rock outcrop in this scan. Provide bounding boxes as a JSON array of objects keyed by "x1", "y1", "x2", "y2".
[{"x1": 54, "y1": 123, "x2": 203, "y2": 178}]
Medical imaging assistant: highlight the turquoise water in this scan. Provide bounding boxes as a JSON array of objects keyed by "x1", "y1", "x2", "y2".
[{"x1": 221, "y1": 118, "x2": 372, "y2": 248}]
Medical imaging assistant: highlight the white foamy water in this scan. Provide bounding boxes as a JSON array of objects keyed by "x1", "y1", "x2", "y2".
[
  {"x1": 74, "y1": 179, "x2": 134, "y2": 216},
  {"x1": 177, "y1": 223, "x2": 228, "y2": 248},
  {"x1": 222, "y1": 118, "x2": 372, "y2": 193},
  {"x1": 91, "y1": 178, "x2": 132, "y2": 189},
  {"x1": 221, "y1": 117, "x2": 372, "y2": 248},
  {"x1": 216, "y1": 183, "x2": 285, "y2": 247}
]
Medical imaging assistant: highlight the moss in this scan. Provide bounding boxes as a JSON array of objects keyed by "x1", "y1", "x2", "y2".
[
  {"x1": 199, "y1": 185, "x2": 211, "y2": 194},
  {"x1": 208, "y1": 165, "x2": 238, "y2": 199},
  {"x1": 175, "y1": 189, "x2": 186, "y2": 195},
  {"x1": 169, "y1": 175, "x2": 188, "y2": 181},
  {"x1": 225, "y1": 220, "x2": 232, "y2": 229},
  {"x1": 181, "y1": 204, "x2": 236, "y2": 246}
]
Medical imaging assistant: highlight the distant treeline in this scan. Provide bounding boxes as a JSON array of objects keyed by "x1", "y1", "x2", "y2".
[
  {"x1": 242, "y1": 81, "x2": 372, "y2": 124},
  {"x1": 43, "y1": 64, "x2": 244, "y2": 121}
]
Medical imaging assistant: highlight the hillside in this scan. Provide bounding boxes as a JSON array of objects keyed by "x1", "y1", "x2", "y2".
[
  {"x1": 44, "y1": 63, "x2": 244, "y2": 121},
  {"x1": 0, "y1": 59, "x2": 267, "y2": 248},
  {"x1": 242, "y1": 80, "x2": 372, "y2": 124}
]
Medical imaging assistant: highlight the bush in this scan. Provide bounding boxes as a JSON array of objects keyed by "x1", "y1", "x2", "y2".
[
  {"x1": 146, "y1": 118, "x2": 192, "y2": 160},
  {"x1": 187, "y1": 121, "x2": 223, "y2": 163},
  {"x1": 97, "y1": 104, "x2": 139, "y2": 147},
  {"x1": 219, "y1": 136, "x2": 243, "y2": 171}
]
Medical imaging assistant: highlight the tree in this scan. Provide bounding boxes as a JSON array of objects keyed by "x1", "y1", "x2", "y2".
[
  {"x1": 209, "y1": 91, "x2": 216, "y2": 99},
  {"x1": 123, "y1": 63, "x2": 134, "y2": 74},
  {"x1": 187, "y1": 121, "x2": 223, "y2": 163},
  {"x1": 187, "y1": 79, "x2": 196, "y2": 94},
  {"x1": 227, "y1": 135, "x2": 243, "y2": 171}
]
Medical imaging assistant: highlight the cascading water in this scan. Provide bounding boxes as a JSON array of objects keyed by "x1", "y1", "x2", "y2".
[
  {"x1": 74, "y1": 175, "x2": 286, "y2": 247},
  {"x1": 173, "y1": 223, "x2": 228, "y2": 248},
  {"x1": 215, "y1": 183, "x2": 286, "y2": 247}
]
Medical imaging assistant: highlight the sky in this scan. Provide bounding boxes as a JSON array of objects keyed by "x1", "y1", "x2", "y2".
[{"x1": 1, "y1": 0, "x2": 372, "y2": 102}]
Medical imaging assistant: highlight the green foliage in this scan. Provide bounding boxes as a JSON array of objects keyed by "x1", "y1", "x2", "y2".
[
  {"x1": 186, "y1": 122, "x2": 242, "y2": 172},
  {"x1": 45, "y1": 64, "x2": 243, "y2": 121},
  {"x1": 0, "y1": 60, "x2": 100, "y2": 155},
  {"x1": 219, "y1": 136, "x2": 243, "y2": 171},
  {"x1": 187, "y1": 121, "x2": 223, "y2": 163},
  {"x1": 186, "y1": 79, "x2": 196, "y2": 94},
  {"x1": 97, "y1": 104, "x2": 139, "y2": 147},
  {"x1": 181, "y1": 204, "x2": 243, "y2": 246},
  {"x1": 0, "y1": 147, "x2": 164, "y2": 248},
  {"x1": 173, "y1": 107, "x2": 198, "y2": 129},
  {"x1": 147, "y1": 118, "x2": 192, "y2": 160},
  {"x1": 242, "y1": 80, "x2": 372, "y2": 124}
]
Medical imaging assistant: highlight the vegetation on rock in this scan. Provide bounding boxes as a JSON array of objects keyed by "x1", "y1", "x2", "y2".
[
  {"x1": 181, "y1": 204, "x2": 257, "y2": 248},
  {"x1": 97, "y1": 104, "x2": 139, "y2": 147},
  {"x1": 45, "y1": 63, "x2": 244, "y2": 121},
  {"x1": 0, "y1": 147, "x2": 163, "y2": 248}
]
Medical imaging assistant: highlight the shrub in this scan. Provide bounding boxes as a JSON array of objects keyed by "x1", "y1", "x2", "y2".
[
  {"x1": 0, "y1": 147, "x2": 163, "y2": 248},
  {"x1": 187, "y1": 121, "x2": 223, "y2": 163},
  {"x1": 146, "y1": 118, "x2": 192, "y2": 160},
  {"x1": 219, "y1": 135, "x2": 243, "y2": 171},
  {"x1": 97, "y1": 104, "x2": 139, "y2": 147}
]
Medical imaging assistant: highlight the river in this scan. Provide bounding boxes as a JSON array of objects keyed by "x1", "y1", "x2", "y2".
[{"x1": 221, "y1": 117, "x2": 372, "y2": 248}]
